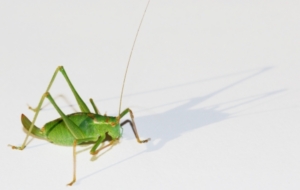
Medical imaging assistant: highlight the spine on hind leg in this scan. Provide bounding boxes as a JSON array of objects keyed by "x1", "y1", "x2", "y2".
[{"x1": 21, "y1": 114, "x2": 46, "y2": 139}]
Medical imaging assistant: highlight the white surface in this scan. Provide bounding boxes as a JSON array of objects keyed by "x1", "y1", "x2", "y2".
[{"x1": 1, "y1": 0, "x2": 300, "y2": 189}]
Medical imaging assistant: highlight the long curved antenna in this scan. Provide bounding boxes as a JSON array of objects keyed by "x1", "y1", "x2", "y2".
[{"x1": 118, "y1": 0, "x2": 151, "y2": 118}]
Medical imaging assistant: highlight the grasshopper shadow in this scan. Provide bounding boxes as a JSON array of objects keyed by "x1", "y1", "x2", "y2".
[{"x1": 136, "y1": 66, "x2": 285, "y2": 153}]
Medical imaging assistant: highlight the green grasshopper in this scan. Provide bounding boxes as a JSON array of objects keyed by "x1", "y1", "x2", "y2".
[{"x1": 9, "y1": 0, "x2": 151, "y2": 186}]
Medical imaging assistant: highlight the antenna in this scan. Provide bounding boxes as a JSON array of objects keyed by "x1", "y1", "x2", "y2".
[{"x1": 118, "y1": 0, "x2": 151, "y2": 117}]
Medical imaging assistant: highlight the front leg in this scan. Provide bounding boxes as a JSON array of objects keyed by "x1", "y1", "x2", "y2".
[{"x1": 119, "y1": 108, "x2": 150, "y2": 143}]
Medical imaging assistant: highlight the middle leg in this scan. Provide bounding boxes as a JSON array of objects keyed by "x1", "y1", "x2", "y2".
[{"x1": 67, "y1": 140, "x2": 77, "y2": 186}]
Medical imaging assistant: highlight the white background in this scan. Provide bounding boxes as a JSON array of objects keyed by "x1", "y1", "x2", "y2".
[{"x1": 1, "y1": 0, "x2": 300, "y2": 189}]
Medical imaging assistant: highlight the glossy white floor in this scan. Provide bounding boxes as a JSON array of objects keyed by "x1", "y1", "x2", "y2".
[{"x1": 1, "y1": 1, "x2": 299, "y2": 189}]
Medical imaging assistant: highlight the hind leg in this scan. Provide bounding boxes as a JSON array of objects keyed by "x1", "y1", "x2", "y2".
[
  {"x1": 9, "y1": 91, "x2": 50, "y2": 150},
  {"x1": 29, "y1": 66, "x2": 90, "y2": 113},
  {"x1": 9, "y1": 66, "x2": 90, "y2": 150}
]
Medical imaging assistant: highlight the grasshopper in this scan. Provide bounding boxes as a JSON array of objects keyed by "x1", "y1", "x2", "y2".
[{"x1": 9, "y1": 0, "x2": 151, "y2": 186}]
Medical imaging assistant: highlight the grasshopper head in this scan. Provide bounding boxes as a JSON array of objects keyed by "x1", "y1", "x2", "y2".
[
  {"x1": 105, "y1": 116, "x2": 121, "y2": 139},
  {"x1": 108, "y1": 122, "x2": 121, "y2": 140}
]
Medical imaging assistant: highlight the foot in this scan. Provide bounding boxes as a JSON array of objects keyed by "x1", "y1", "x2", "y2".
[
  {"x1": 28, "y1": 105, "x2": 38, "y2": 112},
  {"x1": 138, "y1": 138, "x2": 151, "y2": 143},
  {"x1": 67, "y1": 179, "x2": 76, "y2": 186},
  {"x1": 8, "y1": 144, "x2": 25, "y2": 150}
]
